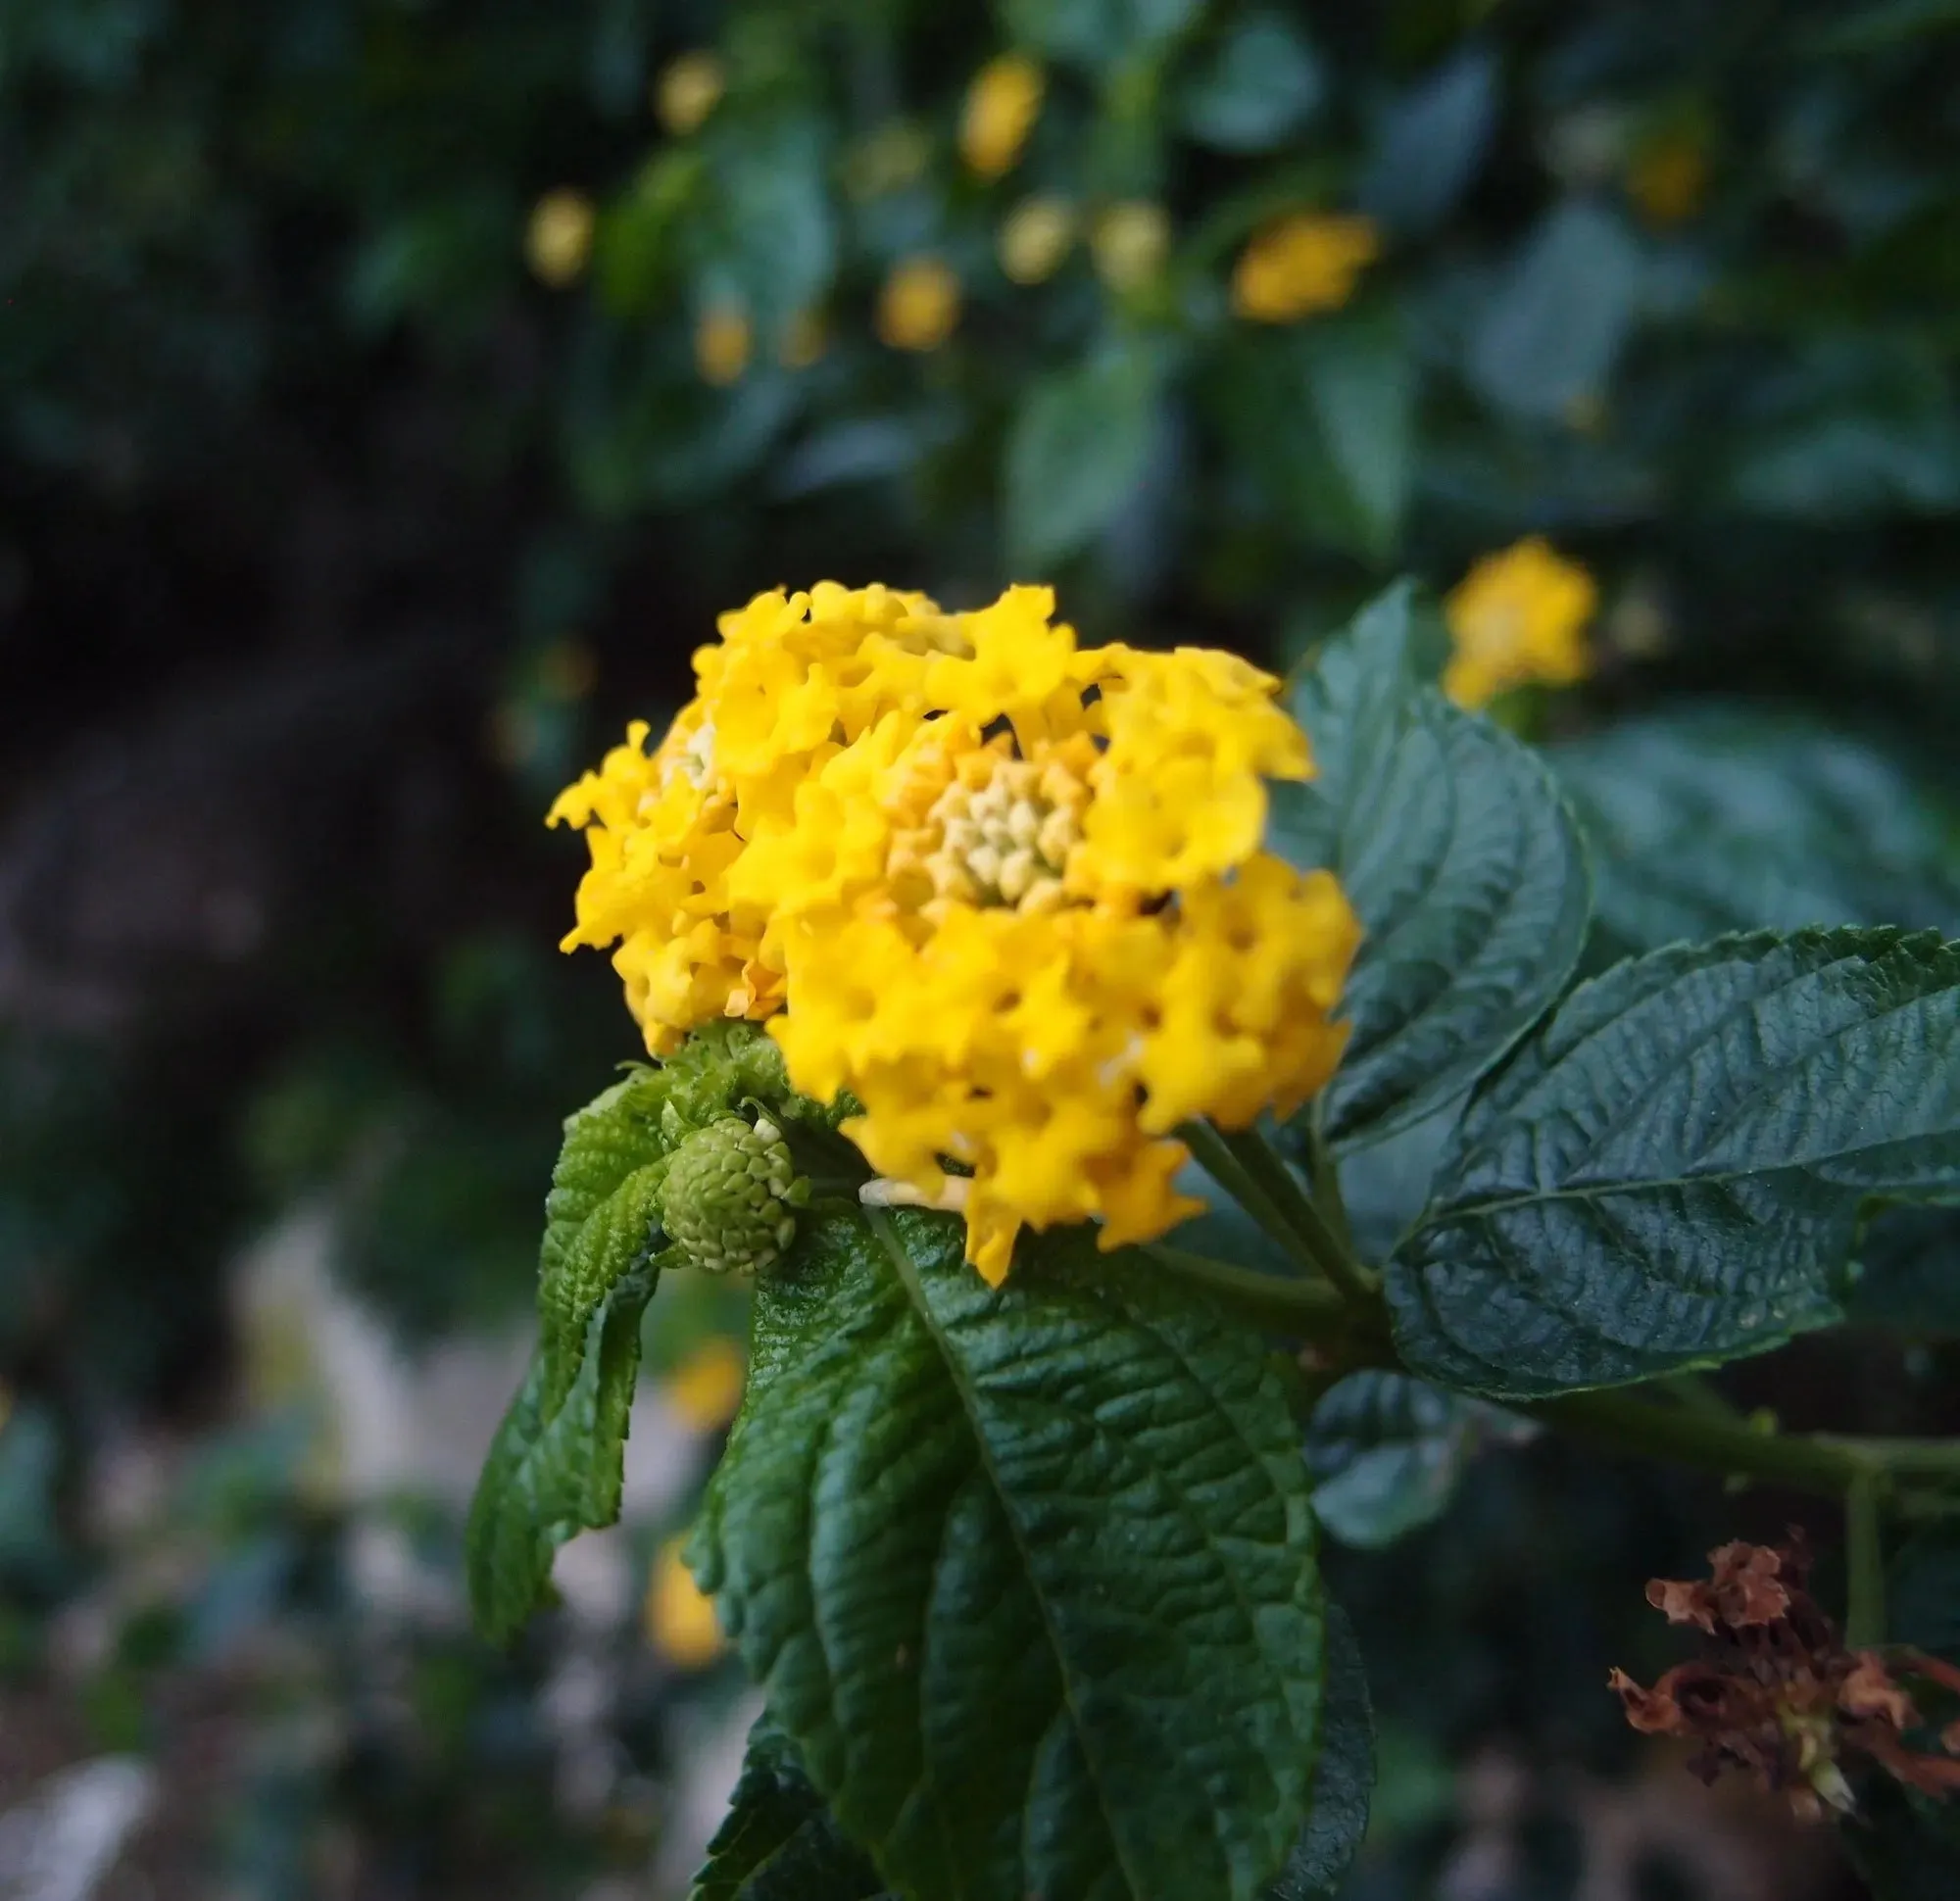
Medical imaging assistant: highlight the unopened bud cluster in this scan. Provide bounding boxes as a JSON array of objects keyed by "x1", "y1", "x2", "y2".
[{"x1": 662, "y1": 1115, "x2": 804, "y2": 1275}]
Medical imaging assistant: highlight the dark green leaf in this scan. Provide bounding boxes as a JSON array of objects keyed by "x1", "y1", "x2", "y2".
[
  {"x1": 1179, "y1": 15, "x2": 1324, "y2": 153},
  {"x1": 693, "y1": 1717, "x2": 890, "y2": 1901},
  {"x1": 1004, "y1": 347, "x2": 1160, "y2": 570},
  {"x1": 1275, "y1": 584, "x2": 1592, "y2": 1147},
  {"x1": 1305, "y1": 1371, "x2": 1535, "y2": 1550},
  {"x1": 692, "y1": 1210, "x2": 1327, "y2": 1901},
  {"x1": 1890, "y1": 1525, "x2": 1960, "y2": 1661},
  {"x1": 1003, "y1": 0, "x2": 1200, "y2": 69},
  {"x1": 1267, "y1": 1604, "x2": 1374, "y2": 1900},
  {"x1": 1389, "y1": 928, "x2": 1960, "y2": 1399},
  {"x1": 1468, "y1": 200, "x2": 1642, "y2": 420},
  {"x1": 1556, "y1": 707, "x2": 1960, "y2": 957},
  {"x1": 712, "y1": 117, "x2": 837, "y2": 336},
  {"x1": 1849, "y1": 1205, "x2": 1960, "y2": 1335},
  {"x1": 1358, "y1": 47, "x2": 1498, "y2": 237}
]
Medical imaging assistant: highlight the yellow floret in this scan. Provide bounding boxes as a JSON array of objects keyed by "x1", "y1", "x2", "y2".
[
  {"x1": 1231, "y1": 213, "x2": 1379, "y2": 323},
  {"x1": 1444, "y1": 538, "x2": 1597, "y2": 709}
]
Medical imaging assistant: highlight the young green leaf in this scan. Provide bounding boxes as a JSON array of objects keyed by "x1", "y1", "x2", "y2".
[
  {"x1": 693, "y1": 1716, "x2": 891, "y2": 1901},
  {"x1": 1274, "y1": 583, "x2": 1592, "y2": 1148},
  {"x1": 1388, "y1": 928, "x2": 1960, "y2": 1399},
  {"x1": 1266, "y1": 1605, "x2": 1374, "y2": 1901},
  {"x1": 466, "y1": 1073, "x2": 671, "y2": 1643},
  {"x1": 691, "y1": 1211, "x2": 1327, "y2": 1901},
  {"x1": 1305, "y1": 1371, "x2": 1535, "y2": 1550},
  {"x1": 1556, "y1": 707, "x2": 1960, "y2": 956}
]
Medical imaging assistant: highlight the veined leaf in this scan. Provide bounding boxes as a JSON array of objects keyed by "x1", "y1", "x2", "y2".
[
  {"x1": 1275, "y1": 583, "x2": 1591, "y2": 1147},
  {"x1": 1267, "y1": 1605, "x2": 1373, "y2": 1900},
  {"x1": 694, "y1": 1717, "x2": 890, "y2": 1901},
  {"x1": 692, "y1": 1211, "x2": 1326, "y2": 1901},
  {"x1": 1305, "y1": 1371, "x2": 1535, "y2": 1550},
  {"x1": 1388, "y1": 928, "x2": 1960, "y2": 1399}
]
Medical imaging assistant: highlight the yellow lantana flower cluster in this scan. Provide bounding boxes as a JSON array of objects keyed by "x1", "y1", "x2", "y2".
[
  {"x1": 550, "y1": 584, "x2": 1359, "y2": 1284},
  {"x1": 1444, "y1": 538, "x2": 1597, "y2": 709}
]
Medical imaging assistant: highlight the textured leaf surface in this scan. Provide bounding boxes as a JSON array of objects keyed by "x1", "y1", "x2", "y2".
[
  {"x1": 1275, "y1": 584, "x2": 1591, "y2": 1147},
  {"x1": 693, "y1": 1717, "x2": 890, "y2": 1901},
  {"x1": 466, "y1": 1074, "x2": 670, "y2": 1643},
  {"x1": 1388, "y1": 928, "x2": 1960, "y2": 1398},
  {"x1": 1267, "y1": 1605, "x2": 1373, "y2": 1900},
  {"x1": 692, "y1": 1210, "x2": 1327, "y2": 1901},
  {"x1": 1305, "y1": 1372, "x2": 1535, "y2": 1550},
  {"x1": 1556, "y1": 708, "x2": 1960, "y2": 955}
]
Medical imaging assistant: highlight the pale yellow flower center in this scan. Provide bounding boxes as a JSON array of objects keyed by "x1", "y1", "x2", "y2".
[{"x1": 891, "y1": 751, "x2": 1088, "y2": 914}]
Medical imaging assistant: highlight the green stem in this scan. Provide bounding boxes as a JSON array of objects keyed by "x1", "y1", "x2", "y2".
[
  {"x1": 1141, "y1": 1245, "x2": 1350, "y2": 1332},
  {"x1": 1196, "y1": 1120, "x2": 1382, "y2": 1309},
  {"x1": 1178, "y1": 1120, "x2": 1323, "y2": 1279},
  {"x1": 1845, "y1": 1467, "x2": 1886, "y2": 1648},
  {"x1": 1656, "y1": 1372, "x2": 1747, "y2": 1426},
  {"x1": 1817, "y1": 1436, "x2": 1960, "y2": 1475}
]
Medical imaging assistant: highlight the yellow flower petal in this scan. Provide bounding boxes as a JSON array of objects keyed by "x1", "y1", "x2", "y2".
[{"x1": 646, "y1": 1536, "x2": 727, "y2": 1668}]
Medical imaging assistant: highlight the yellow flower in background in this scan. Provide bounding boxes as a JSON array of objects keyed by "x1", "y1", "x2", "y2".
[
  {"x1": 999, "y1": 195, "x2": 1076, "y2": 285},
  {"x1": 1444, "y1": 538, "x2": 1597, "y2": 709},
  {"x1": 695, "y1": 304, "x2": 752, "y2": 385},
  {"x1": 1627, "y1": 127, "x2": 1710, "y2": 227},
  {"x1": 1090, "y1": 201, "x2": 1171, "y2": 294},
  {"x1": 779, "y1": 306, "x2": 827, "y2": 369},
  {"x1": 960, "y1": 53, "x2": 1044, "y2": 179},
  {"x1": 550, "y1": 583, "x2": 1359, "y2": 1285},
  {"x1": 876, "y1": 256, "x2": 961, "y2": 352},
  {"x1": 1231, "y1": 213, "x2": 1379, "y2": 322},
  {"x1": 647, "y1": 1537, "x2": 727, "y2": 1668},
  {"x1": 525, "y1": 189, "x2": 595, "y2": 288},
  {"x1": 656, "y1": 50, "x2": 724, "y2": 137},
  {"x1": 662, "y1": 1336, "x2": 746, "y2": 1432}
]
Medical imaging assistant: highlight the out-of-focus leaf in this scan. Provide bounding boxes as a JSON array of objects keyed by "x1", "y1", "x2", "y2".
[
  {"x1": 1306, "y1": 1372, "x2": 1536, "y2": 1550},
  {"x1": 1849, "y1": 1205, "x2": 1960, "y2": 1335},
  {"x1": 1555, "y1": 707, "x2": 1960, "y2": 956},
  {"x1": 1359, "y1": 47, "x2": 1499, "y2": 236},
  {"x1": 1003, "y1": 0, "x2": 1201, "y2": 69},
  {"x1": 1178, "y1": 14, "x2": 1324, "y2": 153},
  {"x1": 1468, "y1": 200, "x2": 1642, "y2": 420},
  {"x1": 713, "y1": 118, "x2": 836, "y2": 335},
  {"x1": 1891, "y1": 1524, "x2": 1960, "y2": 1661},
  {"x1": 1004, "y1": 345, "x2": 1160, "y2": 569},
  {"x1": 1266, "y1": 1605, "x2": 1373, "y2": 1900}
]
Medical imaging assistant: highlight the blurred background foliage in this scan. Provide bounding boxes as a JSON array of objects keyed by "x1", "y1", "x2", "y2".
[{"x1": 5, "y1": 0, "x2": 1960, "y2": 1893}]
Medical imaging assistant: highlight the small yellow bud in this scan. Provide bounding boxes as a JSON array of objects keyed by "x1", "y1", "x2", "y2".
[
  {"x1": 1231, "y1": 213, "x2": 1379, "y2": 323},
  {"x1": 525, "y1": 189, "x2": 595, "y2": 289},
  {"x1": 662, "y1": 1336, "x2": 746, "y2": 1432},
  {"x1": 695, "y1": 304, "x2": 752, "y2": 386},
  {"x1": 998, "y1": 195, "x2": 1076, "y2": 285},
  {"x1": 780, "y1": 306, "x2": 828, "y2": 369},
  {"x1": 655, "y1": 50, "x2": 725, "y2": 137},
  {"x1": 960, "y1": 53, "x2": 1045, "y2": 180},
  {"x1": 876, "y1": 256, "x2": 961, "y2": 353},
  {"x1": 1089, "y1": 201, "x2": 1171, "y2": 295},
  {"x1": 646, "y1": 1537, "x2": 727, "y2": 1669}
]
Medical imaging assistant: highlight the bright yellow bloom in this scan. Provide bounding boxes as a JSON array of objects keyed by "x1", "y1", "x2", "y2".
[
  {"x1": 999, "y1": 195, "x2": 1076, "y2": 285},
  {"x1": 551, "y1": 584, "x2": 1359, "y2": 1285},
  {"x1": 647, "y1": 1536, "x2": 727, "y2": 1667},
  {"x1": 876, "y1": 256, "x2": 961, "y2": 352},
  {"x1": 1090, "y1": 201, "x2": 1171, "y2": 294},
  {"x1": 960, "y1": 53, "x2": 1044, "y2": 179},
  {"x1": 1444, "y1": 538, "x2": 1597, "y2": 709},
  {"x1": 655, "y1": 51, "x2": 724, "y2": 137},
  {"x1": 1231, "y1": 213, "x2": 1379, "y2": 323},
  {"x1": 662, "y1": 1336, "x2": 746, "y2": 1431},
  {"x1": 695, "y1": 304, "x2": 752, "y2": 385},
  {"x1": 525, "y1": 189, "x2": 595, "y2": 288}
]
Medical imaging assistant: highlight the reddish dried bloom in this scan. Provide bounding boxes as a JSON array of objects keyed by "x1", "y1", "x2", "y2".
[{"x1": 1610, "y1": 1533, "x2": 1960, "y2": 1823}]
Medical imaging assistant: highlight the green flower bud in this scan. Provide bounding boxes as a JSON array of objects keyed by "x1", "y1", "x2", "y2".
[{"x1": 662, "y1": 1115, "x2": 804, "y2": 1275}]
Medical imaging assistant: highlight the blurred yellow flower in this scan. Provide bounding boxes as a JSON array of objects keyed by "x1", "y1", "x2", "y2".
[
  {"x1": 550, "y1": 583, "x2": 1359, "y2": 1285},
  {"x1": 1444, "y1": 538, "x2": 1597, "y2": 709},
  {"x1": 655, "y1": 50, "x2": 724, "y2": 137},
  {"x1": 525, "y1": 189, "x2": 595, "y2": 288},
  {"x1": 1231, "y1": 213, "x2": 1379, "y2": 323},
  {"x1": 662, "y1": 1336, "x2": 746, "y2": 1432},
  {"x1": 779, "y1": 306, "x2": 827, "y2": 369},
  {"x1": 876, "y1": 256, "x2": 960, "y2": 352},
  {"x1": 1090, "y1": 201, "x2": 1171, "y2": 294},
  {"x1": 1627, "y1": 129, "x2": 1710, "y2": 227},
  {"x1": 999, "y1": 195, "x2": 1076, "y2": 285},
  {"x1": 647, "y1": 1536, "x2": 727, "y2": 1668},
  {"x1": 960, "y1": 53, "x2": 1044, "y2": 179},
  {"x1": 695, "y1": 304, "x2": 752, "y2": 385}
]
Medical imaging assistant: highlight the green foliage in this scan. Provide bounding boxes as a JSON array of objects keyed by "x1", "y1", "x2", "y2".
[
  {"x1": 1388, "y1": 928, "x2": 1960, "y2": 1398},
  {"x1": 1266, "y1": 1605, "x2": 1372, "y2": 1901},
  {"x1": 690, "y1": 1209, "x2": 1326, "y2": 1901},
  {"x1": 1275, "y1": 583, "x2": 1591, "y2": 1148}
]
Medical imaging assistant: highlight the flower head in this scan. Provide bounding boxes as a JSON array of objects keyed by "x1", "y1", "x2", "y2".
[
  {"x1": 695, "y1": 303, "x2": 752, "y2": 385},
  {"x1": 1090, "y1": 201, "x2": 1172, "y2": 294},
  {"x1": 1443, "y1": 538, "x2": 1596, "y2": 709},
  {"x1": 960, "y1": 53, "x2": 1044, "y2": 179},
  {"x1": 999, "y1": 195, "x2": 1076, "y2": 285},
  {"x1": 877, "y1": 255, "x2": 961, "y2": 352},
  {"x1": 1231, "y1": 213, "x2": 1378, "y2": 323},
  {"x1": 656, "y1": 51, "x2": 725, "y2": 137},
  {"x1": 648, "y1": 1535, "x2": 727, "y2": 1667},
  {"x1": 550, "y1": 583, "x2": 1358, "y2": 1284},
  {"x1": 526, "y1": 189, "x2": 595, "y2": 288}
]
